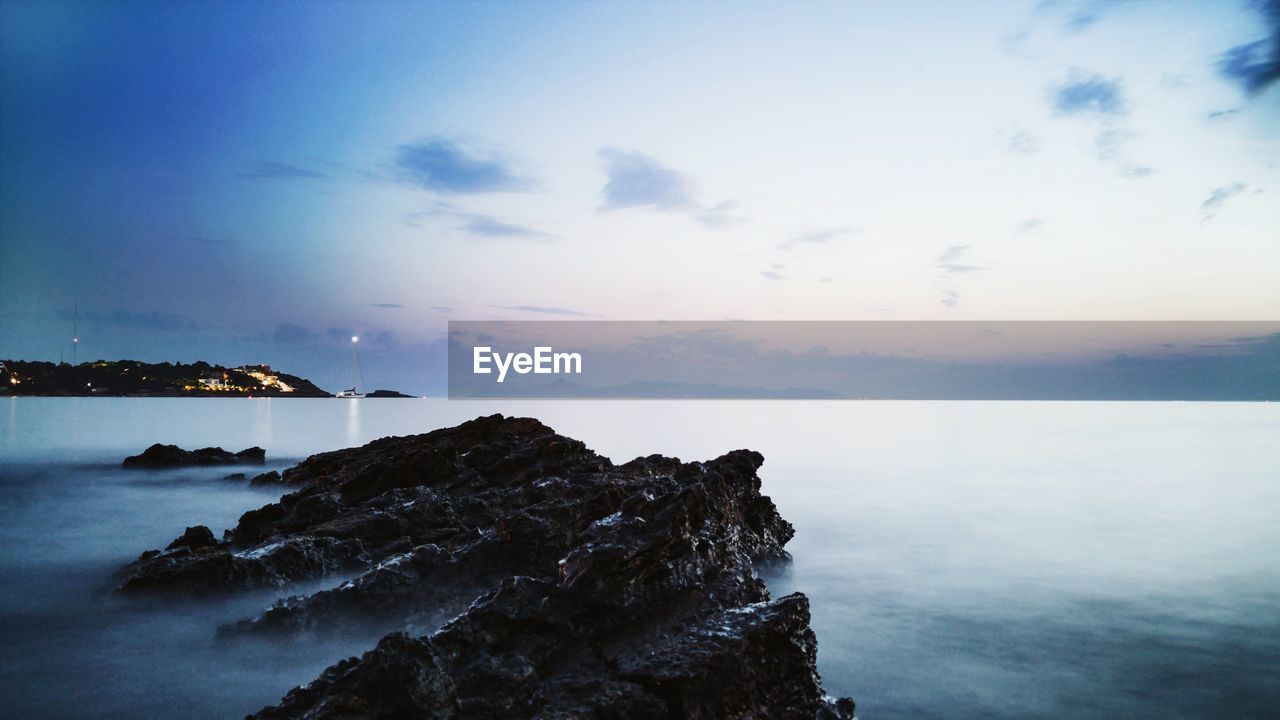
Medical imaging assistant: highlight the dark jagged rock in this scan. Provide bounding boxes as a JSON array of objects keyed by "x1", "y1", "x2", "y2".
[
  {"x1": 120, "y1": 416, "x2": 610, "y2": 594},
  {"x1": 224, "y1": 472, "x2": 247, "y2": 481},
  {"x1": 249, "y1": 470, "x2": 283, "y2": 486},
  {"x1": 121, "y1": 443, "x2": 265, "y2": 469},
  {"x1": 118, "y1": 414, "x2": 853, "y2": 717},
  {"x1": 166, "y1": 525, "x2": 217, "y2": 551}
]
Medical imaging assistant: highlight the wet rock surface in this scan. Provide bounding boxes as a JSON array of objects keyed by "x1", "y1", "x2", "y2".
[
  {"x1": 119, "y1": 414, "x2": 853, "y2": 718},
  {"x1": 122, "y1": 443, "x2": 266, "y2": 468}
]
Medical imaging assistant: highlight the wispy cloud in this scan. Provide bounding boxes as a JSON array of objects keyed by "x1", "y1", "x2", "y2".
[
  {"x1": 368, "y1": 303, "x2": 403, "y2": 309},
  {"x1": 1095, "y1": 128, "x2": 1155, "y2": 177},
  {"x1": 1094, "y1": 127, "x2": 1131, "y2": 160},
  {"x1": 1017, "y1": 218, "x2": 1044, "y2": 234},
  {"x1": 237, "y1": 161, "x2": 328, "y2": 180},
  {"x1": 1007, "y1": 129, "x2": 1041, "y2": 155},
  {"x1": 396, "y1": 139, "x2": 533, "y2": 194},
  {"x1": 1201, "y1": 182, "x2": 1248, "y2": 220},
  {"x1": 934, "y1": 245, "x2": 983, "y2": 308},
  {"x1": 696, "y1": 200, "x2": 744, "y2": 229},
  {"x1": 457, "y1": 213, "x2": 556, "y2": 240},
  {"x1": 272, "y1": 322, "x2": 318, "y2": 345},
  {"x1": 492, "y1": 305, "x2": 589, "y2": 317},
  {"x1": 1051, "y1": 73, "x2": 1125, "y2": 116},
  {"x1": 1217, "y1": 1, "x2": 1280, "y2": 94},
  {"x1": 936, "y1": 244, "x2": 984, "y2": 274},
  {"x1": 781, "y1": 227, "x2": 859, "y2": 250},
  {"x1": 403, "y1": 202, "x2": 554, "y2": 240},
  {"x1": 1064, "y1": 11, "x2": 1100, "y2": 32},
  {"x1": 58, "y1": 308, "x2": 200, "y2": 332},
  {"x1": 760, "y1": 262, "x2": 787, "y2": 281}
]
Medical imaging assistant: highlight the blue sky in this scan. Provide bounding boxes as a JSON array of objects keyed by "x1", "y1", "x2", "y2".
[{"x1": 1, "y1": 0, "x2": 1277, "y2": 394}]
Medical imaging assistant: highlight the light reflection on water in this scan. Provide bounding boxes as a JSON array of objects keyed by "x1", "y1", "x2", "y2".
[{"x1": 1, "y1": 398, "x2": 1277, "y2": 718}]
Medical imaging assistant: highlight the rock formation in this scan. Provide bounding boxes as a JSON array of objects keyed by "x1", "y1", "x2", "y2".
[
  {"x1": 122, "y1": 443, "x2": 266, "y2": 469},
  {"x1": 118, "y1": 414, "x2": 854, "y2": 718}
]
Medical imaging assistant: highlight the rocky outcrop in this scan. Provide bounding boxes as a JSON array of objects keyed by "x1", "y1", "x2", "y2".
[
  {"x1": 118, "y1": 414, "x2": 853, "y2": 718},
  {"x1": 121, "y1": 443, "x2": 265, "y2": 468},
  {"x1": 166, "y1": 525, "x2": 218, "y2": 551},
  {"x1": 249, "y1": 470, "x2": 283, "y2": 486}
]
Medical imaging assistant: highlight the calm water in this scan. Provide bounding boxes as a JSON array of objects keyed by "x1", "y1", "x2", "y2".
[{"x1": 1, "y1": 398, "x2": 1277, "y2": 718}]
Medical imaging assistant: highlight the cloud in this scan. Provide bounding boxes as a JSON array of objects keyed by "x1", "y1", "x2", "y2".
[
  {"x1": 1201, "y1": 182, "x2": 1248, "y2": 220},
  {"x1": 1050, "y1": 73, "x2": 1150, "y2": 176},
  {"x1": 781, "y1": 227, "x2": 859, "y2": 250},
  {"x1": 404, "y1": 203, "x2": 555, "y2": 240},
  {"x1": 598, "y1": 148, "x2": 697, "y2": 210},
  {"x1": 431, "y1": 305, "x2": 454, "y2": 313},
  {"x1": 1051, "y1": 74, "x2": 1125, "y2": 116},
  {"x1": 457, "y1": 213, "x2": 556, "y2": 240},
  {"x1": 237, "y1": 161, "x2": 327, "y2": 180},
  {"x1": 935, "y1": 244, "x2": 984, "y2": 274},
  {"x1": 1217, "y1": 1, "x2": 1280, "y2": 94},
  {"x1": 696, "y1": 200, "x2": 744, "y2": 229},
  {"x1": 1208, "y1": 107, "x2": 1243, "y2": 120},
  {"x1": 1065, "y1": 11, "x2": 1099, "y2": 32},
  {"x1": 492, "y1": 305, "x2": 589, "y2": 317},
  {"x1": 1092, "y1": 128, "x2": 1154, "y2": 178},
  {"x1": 1007, "y1": 129, "x2": 1041, "y2": 155},
  {"x1": 272, "y1": 323, "x2": 319, "y2": 345},
  {"x1": 1017, "y1": 218, "x2": 1044, "y2": 233},
  {"x1": 395, "y1": 139, "x2": 533, "y2": 194},
  {"x1": 402, "y1": 202, "x2": 462, "y2": 228},
  {"x1": 326, "y1": 327, "x2": 357, "y2": 342},
  {"x1": 1094, "y1": 127, "x2": 1131, "y2": 161},
  {"x1": 368, "y1": 303, "x2": 403, "y2": 309},
  {"x1": 934, "y1": 245, "x2": 983, "y2": 308},
  {"x1": 596, "y1": 148, "x2": 742, "y2": 228},
  {"x1": 57, "y1": 308, "x2": 199, "y2": 332},
  {"x1": 760, "y1": 262, "x2": 788, "y2": 281}
]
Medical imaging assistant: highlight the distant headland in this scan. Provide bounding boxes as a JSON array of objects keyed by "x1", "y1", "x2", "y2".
[{"x1": 0, "y1": 359, "x2": 349, "y2": 397}]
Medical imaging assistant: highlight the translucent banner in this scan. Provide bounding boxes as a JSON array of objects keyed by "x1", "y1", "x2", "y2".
[{"x1": 448, "y1": 321, "x2": 1280, "y2": 400}]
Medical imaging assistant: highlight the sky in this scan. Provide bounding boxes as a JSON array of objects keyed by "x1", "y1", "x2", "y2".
[{"x1": 1, "y1": 0, "x2": 1278, "y2": 395}]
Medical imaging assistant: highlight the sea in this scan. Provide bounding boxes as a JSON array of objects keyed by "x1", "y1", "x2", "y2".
[{"x1": 1, "y1": 398, "x2": 1277, "y2": 719}]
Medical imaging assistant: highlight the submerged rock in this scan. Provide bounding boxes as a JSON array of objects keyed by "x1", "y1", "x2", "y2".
[
  {"x1": 121, "y1": 443, "x2": 265, "y2": 469},
  {"x1": 119, "y1": 414, "x2": 854, "y2": 718}
]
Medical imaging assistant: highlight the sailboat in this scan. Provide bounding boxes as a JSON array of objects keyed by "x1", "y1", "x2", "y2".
[{"x1": 335, "y1": 335, "x2": 366, "y2": 398}]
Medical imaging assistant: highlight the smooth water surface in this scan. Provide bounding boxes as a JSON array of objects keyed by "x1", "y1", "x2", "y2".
[{"x1": 1, "y1": 398, "x2": 1277, "y2": 718}]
